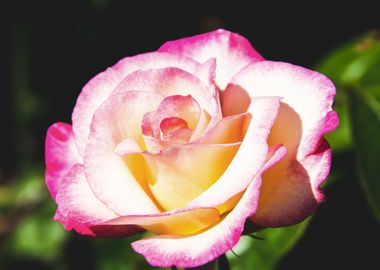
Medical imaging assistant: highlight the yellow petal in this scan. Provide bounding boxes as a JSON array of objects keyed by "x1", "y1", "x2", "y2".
[{"x1": 144, "y1": 143, "x2": 241, "y2": 211}]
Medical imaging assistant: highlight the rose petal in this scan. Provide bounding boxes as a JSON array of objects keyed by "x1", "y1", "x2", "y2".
[
  {"x1": 56, "y1": 164, "x2": 117, "y2": 224},
  {"x1": 115, "y1": 138, "x2": 142, "y2": 156},
  {"x1": 162, "y1": 128, "x2": 193, "y2": 144},
  {"x1": 159, "y1": 29, "x2": 264, "y2": 89},
  {"x1": 160, "y1": 117, "x2": 189, "y2": 135},
  {"x1": 144, "y1": 142, "x2": 241, "y2": 211},
  {"x1": 221, "y1": 84, "x2": 252, "y2": 116},
  {"x1": 54, "y1": 165, "x2": 142, "y2": 237},
  {"x1": 196, "y1": 112, "x2": 251, "y2": 145},
  {"x1": 153, "y1": 95, "x2": 199, "y2": 137},
  {"x1": 227, "y1": 61, "x2": 339, "y2": 226},
  {"x1": 188, "y1": 97, "x2": 282, "y2": 209},
  {"x1": 142, "y1": 111, "x2": 155, "y2": 137},
  {"x1": 103, "y1": 207, "x2": 220, "y2": 235},
  {"x1": 142, "y1": 135, "x2": 180, "y2": 153},
  {"x1": 131, "y1": 146, "x2": 284, "y2": 268},
  {"x1": 84, "y1": 91, "x2": 163, "y2": 215},
  {"x1": 45, "y1": 122, "x2": 82, "y2": 200},
  {"x1": 252, "y1": 138, "x2": 332, "y2": 226},
  {"x1": 190, "y1": 109, "x2": 211, "y2": 141},
  {"x1": 72, "y1": 52, "x2": 204, "y2": 156},
  {"x1": 111, "y1": 67, "x2": 219, "y2": 121}
]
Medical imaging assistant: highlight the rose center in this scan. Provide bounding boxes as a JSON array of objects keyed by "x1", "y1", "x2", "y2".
[{"x1": 141, "y1": 94, "x2": 203, "y2": 149}]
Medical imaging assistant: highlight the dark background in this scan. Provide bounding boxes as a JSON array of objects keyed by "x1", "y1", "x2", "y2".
[{"x1": 1, "y1": 1, "x2": 379, "y2": 269}]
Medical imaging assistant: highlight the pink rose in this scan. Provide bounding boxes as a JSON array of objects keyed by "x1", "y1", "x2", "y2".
[{"x1": 45, "y1": 29, "x2": 338, "y2": 268}]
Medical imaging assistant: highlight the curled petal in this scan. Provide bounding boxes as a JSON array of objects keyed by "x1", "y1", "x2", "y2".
[
  {"x1": 160, "y1": 117, "x2": 189, "y2": 135},
  {"x1": 196, "y1": 112, "x2": 251, "y2": 145},
  {"x1": 153, "y1": 95, "x2": 199, "y2": 137},
  {"x1": 142, "y1": 111, "x2": 155, "y2": 137},
  {"x1": 45, "y1": 122, "x2": 82, "y2": 200}
]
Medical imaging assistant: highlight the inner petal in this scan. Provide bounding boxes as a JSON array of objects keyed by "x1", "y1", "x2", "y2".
[
  {"x1": 153, "y1": 95, "x2": 200, "y2": 136},
  {"x1": 160, "y1": 117, "x2": 193, "y2": 144},
  {"x1": 164, "y1": 130, "x2": 194, "y2": 144},
  {"x1": 111, "y1": 67, "x2": 219, "y2": 120},
  {"x1": 141, "y1": 95, "x2": 205, "y2": 151},
  {"x1": 160, "y1": 117, "x2": 189, "y2": 136},
  {"x1": 142, "y1": 111, "x2": 155, "y2": 137},
  {"x1": 144, "y1": 143, "x2": 241, "y2": 211}
]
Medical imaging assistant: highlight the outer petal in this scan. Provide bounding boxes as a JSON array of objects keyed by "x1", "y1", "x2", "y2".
[
  {"x1": 188, "y1": 97, "x2": 282, "y2": 209},
  {"x1": 226, "y1": 61, "x2": 339, "y2": 226},
  {"x1": 131, "y1": 146, "x2": 285, "y2": 268},
  {"x1": 84, "y1": 91, "x2": 162, "y2": 216},
  {"x1": 45, "y1": 122, "x2": 82, "y2": 199},
  {"x1": 54, "y1": 164, "x2": 142, "y2": 237},
  {"x1": 72, "y1": 52, "x2": 204, "y2": 156},
  {"x1": 159, "y1": 29, "x2": 264, "y2": 89},
  {"x1": 55, "y1": 164, "x2": 117, "y2": 224}
]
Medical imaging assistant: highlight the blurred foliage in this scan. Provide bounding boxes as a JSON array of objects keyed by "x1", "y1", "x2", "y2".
[
  {"x1": 1, "y1": 9, "x2": 379, "y2": 270},
  {"x1": 317, "y1": 31, "x2": 380, "y2": 222},
  {"x1": 349, "y1": 85, "x2": 380, "y2": 221},
  {"x1": 228, "y1": 219, "x2": 310, "y2": 270}
]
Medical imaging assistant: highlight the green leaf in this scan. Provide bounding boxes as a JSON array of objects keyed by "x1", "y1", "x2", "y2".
[
  {"x1": 316, "y1": 38, "x2": 359, "y2": 84},
  {"x1": 316, "y1": 31, "x2": 380, "y2": 86},
  {"x1": 228, "y1": 218, "x2": 310, "y2": 270},
  {"x1": 341, "y1": 42, "x2": 380, "y2": 86},
  {"x1": 10, "y1": 201, "x2": 67, "y2": 261},
  {"x1": 349, "y1": 87, "x2": 380, "y2": 222}
]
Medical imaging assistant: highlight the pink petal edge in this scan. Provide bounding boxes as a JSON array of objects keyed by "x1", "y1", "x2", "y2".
[
  {"x1": 159, "y1": 28, "x2": 264, "y2": 89},
  {"x1": 54, "y1": 164, "x2": 141, "y2": 237},
  {"x1": 45, "y1": 122, "x2": 82, "y2": 200}
]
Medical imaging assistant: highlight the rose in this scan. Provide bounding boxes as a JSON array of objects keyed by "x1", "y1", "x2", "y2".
[{"x1": 45, "y1": 29, "x2": 338, "y2": 268}]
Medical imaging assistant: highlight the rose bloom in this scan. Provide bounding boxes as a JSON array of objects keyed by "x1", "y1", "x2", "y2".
[{"x1": 45, "y1": 29, "x2": 338, "y2": 268}]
